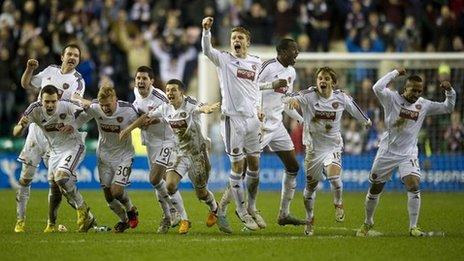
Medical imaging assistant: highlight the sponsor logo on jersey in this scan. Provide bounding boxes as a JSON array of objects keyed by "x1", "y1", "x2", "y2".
[
  {"x1": 101, "y1": 124, "x2": 121, "y2": 133},
  {"x1": 169, "y1": 119, "x2": 188, "y2": 129},
  {"x1": 399, "y1": 108, "x2": 419, "y2": 121},
  {"x1": 44, "y1": 122, "x2": 64, "y2": 132},
  {"x1": 237, "y1": 68, "x2": 256, "y2": 81},
  {"x1": 314, "y1": 110, "x2": 336, "y2": 120},
  {"x1": 332, "y1": 102, "x2": 339, "y2": 109},
  {"x1": 59, "y1": 113, "x2": 66, "y2": 119},
  {"x1": 63, "y1": 83, "x2": 69, "y2": 90},
  {"x1": 117, "y1": 116, "x2": 123, "y2": 123}
]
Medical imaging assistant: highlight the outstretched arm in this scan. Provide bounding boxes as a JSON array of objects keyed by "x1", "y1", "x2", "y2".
[
  {"x1": 196, "y1": 102, "x2": 221, "y2": 114},
  {"x1": 119, "y1": 114, "x2": 150, "y2": 140},
  {"x1": 344, "y1": 94, "x2": 372, "y2": 129},
  {"x1": 283, "y1": 105, "x2": 304, "y2": 123}
]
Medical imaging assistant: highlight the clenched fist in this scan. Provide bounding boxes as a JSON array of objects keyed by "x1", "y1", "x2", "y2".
[
  {"x1": 440, "y1": 81, "x2": 452, "y2": 91},
  {"x1": 396, "y1": 66, "x2": 406, "y2": 76},
  {"x1": 27, "y1": 59, "x2": 39, "y2": 70},
  {"x1": 202, "y1": 17, "x2": 213, "y2": 30}
]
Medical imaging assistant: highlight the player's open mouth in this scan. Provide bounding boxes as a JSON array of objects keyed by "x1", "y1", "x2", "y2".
[
  {"x1": 320, "y1": 84, "x2": 327, "y2": 89},
  {"x1": 234, "y1": 43, "x2": 241, "y2": 51}
]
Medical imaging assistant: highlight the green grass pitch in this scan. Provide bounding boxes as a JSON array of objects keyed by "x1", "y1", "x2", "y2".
[{"x1": 1, "y1": 190, "x2": 463, "y2": 260}]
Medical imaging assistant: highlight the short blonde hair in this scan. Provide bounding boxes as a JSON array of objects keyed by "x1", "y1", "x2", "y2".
[
  {"x1": 97, "y1": 85, "x2": 116, "y2": 101},
  {"x1": 231, "y1": 26, "x2": 251, "y2": 41}
]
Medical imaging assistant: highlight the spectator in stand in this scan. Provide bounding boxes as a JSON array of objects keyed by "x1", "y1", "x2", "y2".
[
  {"x1": 0, "y1": 46, "x2": 16, "y2": 135},
  {"x1": 300, "y1": 0, "x2": 331, "y2": 52},
  {"x1": 241, "y1": 2, "x2": 271, "y2": 45},
  {"x1": 273, "y1": 0, "x2": 297, "y2": 42},
  {"x1": 345, "y1": 1, "x2": 365, "y2": 34},
  {"x1": 395, "y1": 15, "x2": 421, "y2": 52},
  {"x1": 444, "y1": 111, "x2": 464, "y2": 153},
  {"x1": 344, "y1": 119, "x2": 363, "y2": 155},
  {"x1": 435, "y1": 5, "x2": 458, "y2": 51}
]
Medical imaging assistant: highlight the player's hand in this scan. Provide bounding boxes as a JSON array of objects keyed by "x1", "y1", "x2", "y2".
[
  {"x1": 59, "y1": 125, "x2": 74, "y2": 134},
  {"x1": 200, "y1": 102, "x2": 221, "y2": 114},
  {"x1": 257, "y1": 110, "x2": 265, "y2": 122},
  {"x1": 272, "y1": 79, "x2": 288, "y2": 94},
  {"x1": 396, "y1": 67, "x2": 406, "y2": 76},
  {"x1": 119, "y1": 129, "x2": 131, "y2": 140},
  {"x1": 80, "y1": 98, "x2": 92, "y2": 109},
  {"x1": 440, "y1": 81, "x2": 452, "y2": 91},
  {"x1": 286, "y1": 98, "x2": 300, "y2": 110},
  {"x1": 202, "y1": 17, "x2": 213, "y2": 30},
  {"x1": 26, "y1": 59, "x2": 39, "y2": 70},
  {"x1": 19, "y1": 116, "x2": 29, "y2": 127},
  {"x1": 364, "y1": 119, "x2": 372, "y2": 130}
]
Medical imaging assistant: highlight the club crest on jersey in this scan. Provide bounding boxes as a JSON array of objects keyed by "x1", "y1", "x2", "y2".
[
  {"x1": 117, "y1": 116, "x2": 124, "y2": 123},
  {"x1": 232, "y1": 148, "x2": 240, "y2": 154},
  {"x1": 288, "y1": 77, "x2": 292, "y2": 83},
  {"x1": 252, "y1": 64, "x2": 257, "y2": 71},
  {"x1": 63, "y1": 83, "x2": 70, "y2": 90},
  {"x1": 59, "y1": 113, "x2": 66, "y2": 119},
  {"x1": 237, "y1": 68, "x2": 256, "y2": 81},
  {"x1": 332, "y1": 102, "x2": 339, "y2": 109},
  {"x1": 415, "y1": 104, "x2": 422, "y2": 110},
  {"x1": 180, "y1": 112, "x2": 187, "y2": 118},
  {"x1": 399, "y1": 108, "x2": 419, "y2": 121}
]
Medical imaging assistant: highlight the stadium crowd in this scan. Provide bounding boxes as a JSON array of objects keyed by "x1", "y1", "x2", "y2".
[{"x1": 0, "y1": 0, "x2": 463, "y2": 154}]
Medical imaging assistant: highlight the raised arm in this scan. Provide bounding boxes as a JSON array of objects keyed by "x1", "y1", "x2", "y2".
[
  {"x1": 196, "y1": 102, "x2": 221, "y2": 114},
  {"x1": 426, "y1": 81, "x2": 456, "y2": 116},
  {"x1": 201, "y1": 17, "x2": 221, "y2": 66},
  {"x1": 20, "y1": 59, "x2": 39, "y2": 89},
  {"x1": 13, "y1": 116, "x2": 30, "y2": 137},
  {"x1": 372, "y1": 68, "x2": 405, "y2": 103}
]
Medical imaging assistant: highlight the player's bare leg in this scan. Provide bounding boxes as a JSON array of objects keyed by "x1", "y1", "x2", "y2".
[
  {"x1": 166, "y1": 171, "x2": 190, "y2": 234},
  {"x1": 327, "y1": 164, "x2": 344, "y2": 222},
  {"x1": 275, "y1": 150, "x2": 305, "y2": 226}
]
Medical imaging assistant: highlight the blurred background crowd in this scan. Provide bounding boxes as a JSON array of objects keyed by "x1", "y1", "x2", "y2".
[{"x1": 0, "y1": 0, "x2": 463, "y2": 155}]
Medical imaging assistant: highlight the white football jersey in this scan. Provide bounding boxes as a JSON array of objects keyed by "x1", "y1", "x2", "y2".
[
  {"x1": 24, "y1": 99, "x2": 85, "y2": 152},
  {"x1": 373, "y1": 70, "x2": 456, "y2": 156},
  {"x1": 202, "y1": 29, "x2": 262, "y2": 117},
  {"x1": 133, "y1": 86, "x2": 176, "y2": 145},
  {"x1": 148, "y1": 96, "x2": 208, "y2": 156},
  {"x1": 258, "y1": 58, "x2": 298, "y2": 131},
  {"x1": 31, "y1": 65, "x2": 85, "y2": 99},
  {"x1": 294, "y1": 87, "x2": 370, "y2": 151},
  {"x1": 79, "y1": 101, "x2": 139, "y2": 161}
]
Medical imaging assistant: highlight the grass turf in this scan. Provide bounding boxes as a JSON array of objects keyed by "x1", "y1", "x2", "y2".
[{"x1": 1, "y1": 190, "x2": 463, "y2": 260}]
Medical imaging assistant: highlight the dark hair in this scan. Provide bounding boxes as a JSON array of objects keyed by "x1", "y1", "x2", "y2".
[
  {"x1": 407, "y1": 75, "x2": 423, "y2": 82},
  {"x1": 41, "y1": 85, "x2": 59, "y2": 97},
  {"x1": 231, "y1": 26, "x2": 251, "y2": 41},
  {"x1": 166, "y1": 79, "x2": 185, "y2": 90},
  {"x1": 136, "y1": 66, "x2": 155, "y2": 79},
  {"x1": 315, "y1": 67, "x2": 338, "y2": 85},
  {"x1": 61, "y1": 43, "x2": 81, "y2": 59},
  {"x1": 276, "y1": 38, "x2": 296, "y2": 54}
]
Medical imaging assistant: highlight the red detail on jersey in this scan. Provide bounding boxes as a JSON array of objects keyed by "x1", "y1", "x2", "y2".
[
  {"x1": 169, "y1": 119, "x2": 188, "y2": 129},
  {"x1": 100, "y1": 124, "x2": 121, "y2": 133},
  {"x1": 415, "y1": 104, "x2": 422, "y2": 110},
  {"x1": 237, "y1": 68, "x2": 256, "y2": 81},
  {"x1": 117, "y1": 116, "x2": 124, "y2": 123},
  {"x1": 274, "y1": 86, "x2": 288, "y2": 94},
  {"x1": 399, "y1": 108, "x2": 419, "y2": 121},
  {"x1": 44, "y1": 123, "x2": 64, "y2": 132},
  {"x1": 314, "y1": 110, "x2": 336, "y2": 120},
  {"x1": 332, "y1": 102, "x2": 339, "y2": 109}
]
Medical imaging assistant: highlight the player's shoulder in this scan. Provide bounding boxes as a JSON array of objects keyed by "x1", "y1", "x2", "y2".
[
  {"x1": 333, "y1": 89, "x2": 349, "y2": 98},
  {"x1": 61, "y1": 98, "x2": 81, "y2": 107},
  {"x1": 260, "y1": 58, "x2": 277, "y2": 71},
  {"x1": 24, "y1": 101, "x2": 42, "y2": 115},
  {"x1": 247, "y1": 53, "x2": 261, "y2": 63},
  {"x1": 151, "y1": 88, "x2": 169, "y2": 103},
  {"x1": 185, "y1": 96, "x2": 200, "y2": 106},
  {"x1": 300, "y1": 86, "x2": 316, "y2": 95},
  {"x1": 73, "y1": 70, "x2": 83, "y2": 80},
  {"x1": 118, "y1": 100, "x2": 138, "y2": 112}
]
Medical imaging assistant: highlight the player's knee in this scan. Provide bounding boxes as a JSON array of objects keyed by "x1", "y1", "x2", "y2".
[
  {"x1": 166, "y1": 182, "x2": 178, "y2": 194},
  {"x1": 19, "y1": 178, "x2": 33, "y2": 186},
  {"x1": 285, "y1": 164, "x2": 299, "y2": 174},
  {"x1": 369, "y1": 183, "x2": 385, "y2": 194},
  {"x1": 195, "y1": 188, "x2": 208, "y2": 200},
  {"x1": 149, "y1": 174, "x2": 162, "y2": 186},
  {"x1": 231, "y1": 162, "x2": 244, "y2": 174}
]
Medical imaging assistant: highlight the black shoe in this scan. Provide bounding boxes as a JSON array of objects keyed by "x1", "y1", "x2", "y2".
[{"x1": 114, "y1": 221, "x2": 130, "y2": 233}]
